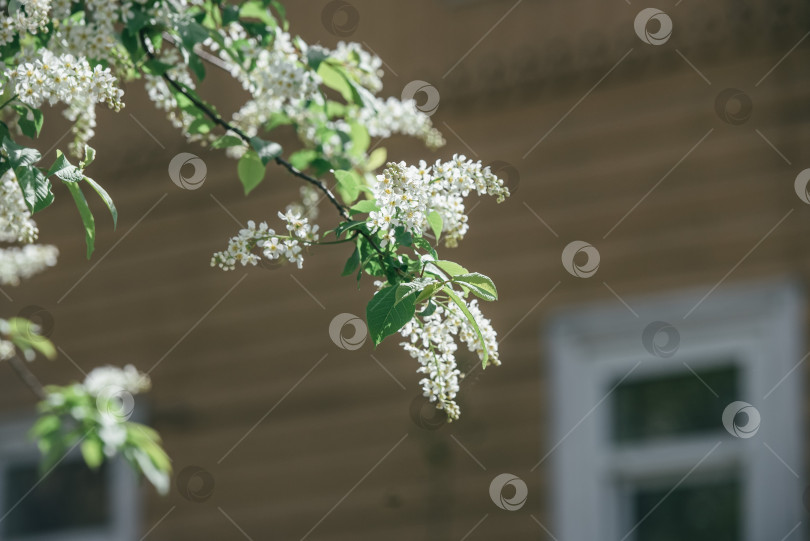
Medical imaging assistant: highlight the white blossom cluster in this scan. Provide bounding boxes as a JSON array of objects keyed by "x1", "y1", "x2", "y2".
[
  {"x1": 224, "y1": 29, "x2": 321, "y2": 139},
  {"x1": 0, "y1": 0, "x2": 50, "y2": 45},
  {"x1": 83, "y1": 364, "x2": 151, "y2": 397},
  {"x1": 9, "y1": 50, "x2": 124, "y2": 111},
  {"x1": 47, "y1": 365, "x2": 151, "y2": 457},
  {"x1": 398, "y1": 291, "x2": 501, "y2": 420},
  {"x1": 211, "y1": 211, "x2": 320, "y2": 271},
  {"x1": 328, "y1": 41, "x2": 384, "y2": 93},
  {"x1": 357, "y1": 97, "x2": 445, "y2": 150},
  {"x1": 0, "y1": 173, "x2": 58, "y2": 285},
  {"x1": 0, "y1": 172, "x2": 38, "y2": 244},
  {"x1": 6, "y1": 48, "x2": 124, "y2": 155},
  {"x1": 0, "y1": 244, "x2": 59, "y2": 286},
  {"x1": 369, "y1": 155, "x2": 510, "y2": 248}
]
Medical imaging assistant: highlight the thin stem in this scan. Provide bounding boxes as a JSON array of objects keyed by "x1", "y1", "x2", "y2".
[
  {"x1": 8, "y1": 355, "x2": 47, "y2": 401},
  {"x1": 0, "y1": 94, "x2": 17, "y2": 110}
]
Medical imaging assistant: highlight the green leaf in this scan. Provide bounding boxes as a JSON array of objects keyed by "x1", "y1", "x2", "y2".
[
  {"x1": 427, "y1": 211, "x2": 443, "y2": 241},
  {"x1": 48, "y1": 151, "x2": 83, "y2": 183},
  {"x1": 341, "y1": 246, "x2": 360, "y2": 276},
  {"x1": 3, "y1": 136, "x2": 40, "y2": 168},
  {"x1": 306, "y1": 46, "x2": 329, "y2": 70},
  {"x1": 350, "y1": 199, "x2": 379, "y2": 215},
  {"x1": 317, "y1": 62, "x2": 354, "y2": 103},
  {"x1": 429, "y1": 260, "x2": 468, "y2": 278},
  {"x1": 412, "y1": 237, "x2": 438, "y2": 259},
  {"x1": 418, "y1": 301, "x2": 437, "y2": 317},
  {"x1": 237, "y1": 150, "x2": 266, "y2": 195},
  {"x1": 366, "y1": 285, "x2": 418, "y2": 346},
  {"x1": 65, "y1": 181, "x2": 95, "y2": 258},
  {"x1": 211, "y1": 134, "x2": 244, "y2": 149},
  {"x1": 415, "y1": 282, "x2": 440, "y2": 304},
  {"x1": 453, "y1": 273, "x2": 498, "y2": 301},
  {"x1": 349, "y1": 122, "x2": 370, "y2": 156},
  {"x1": 334, "y1": 169, "x2": 362, "y2": 204},
  {"x1": 443, "y1": 287, "x2": 489, "y2": 367},
  {"x1": 30, "y1": 414, "x2": 60, "y2": 438},
  {"x1": 289, "y1": 149, "x2": 318, "y2": 171},
  {"x1": 80, "y1": 145, "x2": 96, "y2": 168},
  {"x1": 81, "y1": 437, "x2": 104, "y2": 469},
  {"x1": 83, "y1": 176, "x2": 118, "y2": 229},
  {"x1": 141, "y1": 59, "x2": 173, "y2": 76},
  {"x1": 335, "y1": 220, "x2": 366, "y2": 238},
  {"x1": 13, "y1": 105, "x2": 44, "y2": 138},
  {"x1": 366, "y1": 147, "x2": 387, "y2": 171},
  {"x1": 7, "y1": 317, "x2": 56, "y2": 359},
  {"x1": 239, "y1": 0, "x2": 277, "y2": 26},
  {"x1": 15, "y1": 166, "x2": 53, "y2": 213},
  {"x1": 249, "y1": 136, "x2": 282, "y2": 165}
]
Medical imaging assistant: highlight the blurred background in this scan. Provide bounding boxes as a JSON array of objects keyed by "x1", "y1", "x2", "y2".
[{"x1": 1, "y1": 0, "x2": 810, "y2": 539}]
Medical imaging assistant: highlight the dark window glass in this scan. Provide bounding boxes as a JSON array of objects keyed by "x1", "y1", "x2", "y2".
[
  {"x1": 632, "y1": 478, "x2": 741, "y2": 541},
  {"x1": 2, "y1": 460, "x2": 109, "y2": 538},
  {"x1": 612, "y1": 365, "x2": 738, "y2": 443}
]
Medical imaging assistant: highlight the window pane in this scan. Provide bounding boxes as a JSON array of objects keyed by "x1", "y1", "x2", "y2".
[
  {"x1": 612, "y1": 365, "x2": 738, "y2": 443},
  {"x1": 632, "y1": 478, "x2": 741, "y2": 541},
  {"x1": 2, "y1": 460, "x2": 109, "y2": 537}
]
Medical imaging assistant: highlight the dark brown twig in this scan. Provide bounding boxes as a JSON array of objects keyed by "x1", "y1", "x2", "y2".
[
  {"x1": 138, "y1": 31, "x2": 396, "y2": 265},
  {"x1": 8, "y1": 356, "x2": 47, "y2": 401}
]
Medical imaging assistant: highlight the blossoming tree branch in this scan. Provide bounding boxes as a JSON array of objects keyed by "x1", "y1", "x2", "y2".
[{"x1": 0, "y1": 0, "x2": 509, "y2": 492}]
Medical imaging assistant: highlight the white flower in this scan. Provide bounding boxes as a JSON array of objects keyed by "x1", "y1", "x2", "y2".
[
  {"x1": 367, "y1": 155, "x2": 509, "y2": 248},
  {"x1": 398, "y1": 287, "x2": 501, "y2": 420},
  {"x1": 0, "y1": 171, "x2": 39, "y2": 243},
  {"x1": 82, "y1": 364, "x2": 150, "y2": 397},
  {"x1": 0, "y1": 244, "x2": 58, "y2": 286}
]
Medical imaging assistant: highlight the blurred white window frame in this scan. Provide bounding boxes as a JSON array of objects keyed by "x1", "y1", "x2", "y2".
[
  {"x1": 0, "y1": 415, "x2": 141, "y2": 541},
  {"x1": 547, "y1": 278, "x2": 804, "y2": 541}
]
